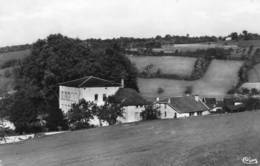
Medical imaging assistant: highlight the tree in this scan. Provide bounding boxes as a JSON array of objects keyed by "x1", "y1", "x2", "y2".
[
  {"x1": 140, "y1": 105, "x2": 160, "y2": 120},
  {"x1": 0, "y1": 90, "x2": 43, "y2": 134},
  {"x1": 157, "y1": 87, "x2": 164, "y2": 94},
  {"x1": 4, "y1": 34, "x2": 138, "y2": 132},
  {"x1": 242, "y1": 30, "x2": 248, "y2": 40},
  {"x1": 96, "y1": 102, "x2": 124, "y2": 125},
  {"x1": 67, "y1": 99, "x2": 97, "y2": 130},
  {"x1": 230, "y1": 32, "x2": 238, "y2": 40}
]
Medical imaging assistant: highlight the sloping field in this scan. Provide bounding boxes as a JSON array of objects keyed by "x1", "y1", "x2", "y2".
[
  {"x1": 138, "y1": 78, "x2": 192, "y2": 100},
  {"x1": 192, "y1": 60, "x2": 243, "y2": 97},
  {"x1": 138, "y1": 60, "x2": 244, "y2": 99},
  {"x1": 0, "y1": 67, "x2": 15, "y2": 93},
  {"x1": 237, "y1": 40, "x2": 260, "y2": 48},
  {"x1": 0, "y1": 49, "x2": 30, "y2": 95},
  {"x1": 128, "y1": 56, "x2": 196, "y2": 76},
  {"x1": 248, "y1": 64, "x2": 260, "y2": 82},
  {"x1": 0, "y1": 49, "x2": 30, "y2": 67},
  {"x1": 1, "y1": 111, "x2": 260, "y2": 166}
]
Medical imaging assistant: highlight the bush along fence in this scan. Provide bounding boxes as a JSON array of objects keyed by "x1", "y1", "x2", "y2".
[{"x1": 228, "y1": 48, "x2": 260, "y2": 94}]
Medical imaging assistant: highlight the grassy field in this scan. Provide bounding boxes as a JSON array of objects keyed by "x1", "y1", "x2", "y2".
[
  {"x1": 128, "y1": 56, "x2": 196, "y2": 76},
  {"x1": 138, "y1": 60, "x2": 244, "y2": 99},
  {"x1": 1, "y1": 111, "x2": 260, "y2": 166},
  {"x1": 0, "y1": 49, "x2": 30, "y2": 94},
  {"x1": 0, "y1": 49, "x2": 30, "y2": 67},
  {"x1": 237, "y1": 40, "x2": 260, "y2": 48},
  {"x1": 247, "y1": 64, "x2": 260, "y2": 82}
]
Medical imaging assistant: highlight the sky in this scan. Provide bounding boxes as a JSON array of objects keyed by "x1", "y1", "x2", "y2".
[{"x1": 0, "y1": 0, "x2": 260, "y2": 46}]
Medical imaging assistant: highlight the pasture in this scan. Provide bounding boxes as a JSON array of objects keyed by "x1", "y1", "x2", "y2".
[
  {"x1": 128, "y1": 55, "x2": 196, "y2": 76},
  {"x1": 248, "y1": 64, "x2": 260, "y2": 82},
  {"x1": 138, "y1": 60, "x2": 244, "y2": 99},
  {"x1": 1, "y1": 111, "x2": 260, "y2": 166},
  {"x1": 0, "y1": 49, "x2": 30, "y2": 67},
  {"x1": 0, "y1": 49, "x2": 30, "y2": 95}
]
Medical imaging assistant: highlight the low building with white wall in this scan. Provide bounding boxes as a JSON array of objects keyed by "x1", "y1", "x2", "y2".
[
  {"x1": 112, "y1": 88, "x2": 148, "y2": 123},
  {"x1": 155, "y1": 95, "x2": 210, "y2": 119}
]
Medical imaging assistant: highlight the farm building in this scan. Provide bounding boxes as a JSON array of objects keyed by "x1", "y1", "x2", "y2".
[
  {"x1": 59, "y1": 76, "x2": 148, "y2": 125},
  {"x1": 155, "y1": 95, "x2": 210, "y2": 119},
  {"x1": 241, "y1": 82, "x2": 260, "y2": 91},
  {"x1": 112, "y1": 88, "x2": 148, "y2": 123}
]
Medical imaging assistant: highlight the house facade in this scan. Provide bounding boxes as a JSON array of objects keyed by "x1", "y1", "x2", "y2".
[
  {"x1": 59, "y1": 76, "x2": 122, "y2": 113},
  {"x1": 155, "y1": 95, "x2": 210, "y2": 119},
  {"x1": 59, "y1": 76, "x2": 148, "y2": 126},
  {"x1": 112, "y1": 88, "x2": 148, "y2": 123}
]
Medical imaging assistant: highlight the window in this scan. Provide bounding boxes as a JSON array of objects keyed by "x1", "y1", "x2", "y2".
[
  {"x1": 197, "y1": 111, "x2": 202, "y2": 116},
  {"x1": 103, "y1": 94, "x2": 107, "y2": 101},
  {"x1": 164, "y1": 111, "x2": 167, "y2": 117},
  {"x1": 94, "y1": 94, "x2": 98, "y2": 101},
  {"x1": 189, "y1": 112, "x2": 194, "y2": 116}
]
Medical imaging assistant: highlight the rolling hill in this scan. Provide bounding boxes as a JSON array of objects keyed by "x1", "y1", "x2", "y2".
[
  {"x1": 1, "y1": 111, "x2": 260, "y2": 166},
  {"x1": 138, "y1": 60, "x2": 244, "y2": 100}
]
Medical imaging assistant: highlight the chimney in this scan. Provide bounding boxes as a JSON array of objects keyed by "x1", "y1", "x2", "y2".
[
  {"x1": 194, "y1": 95, "x2": 200, "y2": 102},
  {"x1": 121, "y1": 78, "x2": 124, "y2": 88},
  {"x1": 156, "y1": 97, "x2": 160, "y2": 102},
  {"x1": 168, "y1": 98, "x2": 171, "y2": 104}
]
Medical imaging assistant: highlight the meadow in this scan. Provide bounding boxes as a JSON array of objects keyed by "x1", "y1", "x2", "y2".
[
  {"x1": 128, "y1": 55, "x2": 196, "y2": 76},
  {"x1": 1, "y1": 111, "x2": 260, "y2": 166},
  {"x1": 248, "y1": 64, "x2": 260, "y2": 82},
  {"x1": 0, "y1": 49, "x2": 31, "y2": 94},
  {"x1": 138, "y1": 60, "x2": 244, "y2": 99},
  {"x1": 0, "y1": 49, "x2": 30, "y2": 67}
]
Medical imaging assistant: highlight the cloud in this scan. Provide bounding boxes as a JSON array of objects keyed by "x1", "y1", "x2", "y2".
[{"x1": 0, "y1": 0, "x2": 260, "y2": 46}]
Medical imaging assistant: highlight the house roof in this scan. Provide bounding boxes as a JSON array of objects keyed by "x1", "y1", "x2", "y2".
[
  {"x1": 159, "y1": 96, "x2": 209, "y2": 113},
  {"x1": 204, "y1": 98, "x2": 217, "y2": 108},
  {"x1": 111, "y1": 88, "x2": 148, "y2": 106},
  {"x1": 59, "y1": 76, "x2": 121, "y2": 88}
]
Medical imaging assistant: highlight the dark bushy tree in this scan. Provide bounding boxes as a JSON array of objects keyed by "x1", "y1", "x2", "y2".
[
  {"x1": 67, "y1": 99, "x2": 97, "y2": 130},
  {"x1": 141, "y1": 105, "x2": 160, "y2": 120},
  {"x1": 96, "y1": 102, "x2": 124, "y2": 125}
]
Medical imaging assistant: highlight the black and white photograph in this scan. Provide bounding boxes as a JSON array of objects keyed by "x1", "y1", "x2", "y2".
[{"x1": 0, "y1": 0, "x2": 260, "y2": 165}]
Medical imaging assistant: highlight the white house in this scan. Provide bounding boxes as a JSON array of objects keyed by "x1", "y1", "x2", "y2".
[
  {"x1": 59, "y1": 76, "x2": 122, "y2": 113},
  {"x1": 112, "y1": 88, "x2": 148, "y2": 123},
  {"x1": 59, "y1": 76, "x2": 148, "y2": 126},
  {"x1": 155, "y1": 95, "x2": 210, "y2": 119}
]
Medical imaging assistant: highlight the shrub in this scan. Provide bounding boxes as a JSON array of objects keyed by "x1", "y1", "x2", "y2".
[
  {"x1": 185, "y1": 86, "x2": 193, "y2": 95},
  {"x1": 67, "y1": 99, "x2": 97, "y2": 130},
  {"x1": 157, "y1": 87, "x2": 164, "y2": 94},
  {"x1": 96, "y1": 102, "x2": 124, "y2": 125},
  {"x1": 141, "y1": 105, "x2": 160, "y2": 120}
]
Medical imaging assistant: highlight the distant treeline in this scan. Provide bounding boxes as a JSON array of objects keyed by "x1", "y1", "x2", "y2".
[{"x1": 0, "y1": 44, "x2": 31, "y2": 53}]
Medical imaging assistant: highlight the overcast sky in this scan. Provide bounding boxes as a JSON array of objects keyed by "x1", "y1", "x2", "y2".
[{"x1": 0, "y1": 0, "x2": 259, "y2": 46}]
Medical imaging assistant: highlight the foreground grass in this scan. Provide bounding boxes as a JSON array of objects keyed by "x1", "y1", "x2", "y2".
[{"x1": 1, "y1": 111, "x2": 260, "y2": 166}]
